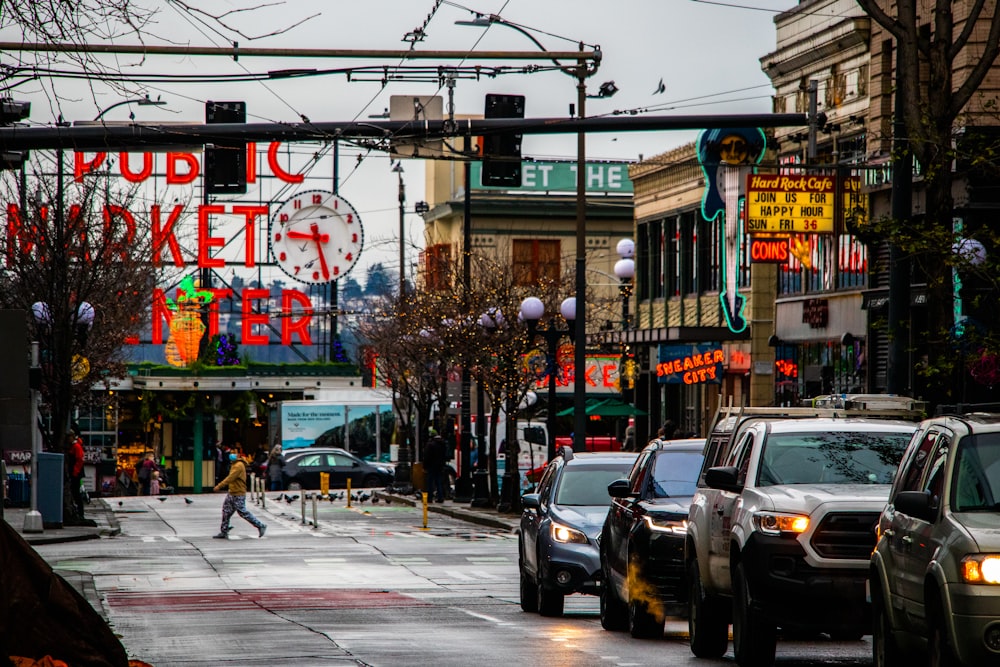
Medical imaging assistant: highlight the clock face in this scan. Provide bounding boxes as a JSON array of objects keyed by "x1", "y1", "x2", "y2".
[{"x1": 269, "y1": 190, "x2": 364, "y2": 284}]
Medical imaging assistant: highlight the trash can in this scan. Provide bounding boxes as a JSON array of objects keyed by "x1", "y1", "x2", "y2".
[{"x1": 36, "y1": 452, "x2": 64, "y2": 527}]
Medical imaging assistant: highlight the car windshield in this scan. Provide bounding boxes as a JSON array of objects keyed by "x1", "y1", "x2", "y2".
[
  {"x1": 952, "y1": 433, "x2": 1000, "y2": 512},
  {"x1": 651, "y1": 451, "x2": 703, "y2": 498},
  {"x1": 757, "y1": 430, "x2": 911, "y2": 486},
  {"x1": 554, "y1": 464, "x2": 632, "y2": 506}
]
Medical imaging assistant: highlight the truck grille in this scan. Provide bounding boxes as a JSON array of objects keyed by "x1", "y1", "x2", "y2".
[{"x1": 810, "y1": 511, "x2": 880, "y2": 559}]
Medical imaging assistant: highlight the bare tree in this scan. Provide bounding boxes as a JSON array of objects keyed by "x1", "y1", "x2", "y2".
[
  {"x1": 0, "y1": 154, "x2": 156, "y2": 523},
  {"x1": 855, "y1": 0, "x2": 1000, "y2": 400}
]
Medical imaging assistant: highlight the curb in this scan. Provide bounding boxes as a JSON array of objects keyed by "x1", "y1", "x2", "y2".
[{"x1": 374, "y1": 491, "x2": 519, "y2": 532}]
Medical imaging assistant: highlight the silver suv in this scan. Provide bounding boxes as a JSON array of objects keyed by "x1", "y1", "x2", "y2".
[
  {"x1": 871, "y1": 413, "x2": 1000, "y2": 667},
  {"x1": 687, "y1": 408, "x2": 919, "y2": 666}
]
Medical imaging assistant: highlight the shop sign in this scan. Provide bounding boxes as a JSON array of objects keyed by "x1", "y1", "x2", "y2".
[
  {"x1": 470, "y1": 161, "x2": 633, "y2": 193},
  {"x1": 749, "y1": 238, "x2": 789, "y2": 263},
  {"x1": 746, "y1": 174, "x2": 835, "y2": 234},
  {"x1": 802, "y1": 298, "x2": 829, "y2": 328},
  {"x1": 656, "y1": 344, "x2": 725, "y2": 385},
  {"x1": 525, "y1": 353, "x2": 623, "y2": 394}
]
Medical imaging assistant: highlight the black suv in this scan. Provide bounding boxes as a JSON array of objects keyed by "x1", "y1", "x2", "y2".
[
  {"x1": 600, "y1": 438, "x2": 704, "y2": 637},
  {"x1": 518, "y1": 448, "x2": 638, "y2": 616}
]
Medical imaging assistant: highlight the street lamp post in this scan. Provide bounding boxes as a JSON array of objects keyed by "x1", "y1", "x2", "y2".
[
  {"x1": 613, "y1": 239, "x2": 636, "y2": 411},
  {"x1": 392, "y1": 161, "x2": 406, "y2": 296},
  {"x1": 93, "y1": 94, "x2": 166, "y2": 121},
  {"x1": 520, "y1": 296, "x2": 576, "y2": 463}
]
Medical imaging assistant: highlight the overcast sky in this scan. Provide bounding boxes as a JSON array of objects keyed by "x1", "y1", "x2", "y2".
[{"x1": 4, "y1": 0, "x2": 796, "y2": 286}]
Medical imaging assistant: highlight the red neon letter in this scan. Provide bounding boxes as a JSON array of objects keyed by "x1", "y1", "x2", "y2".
[
  {"x1": 198, "y1": 204, "x2": 226, "y2": 268},
  {"x1": 281, "y1": 289, "x2": 313, "y2": 345},
  {"x1": 166, "y1": 152, "x2": 199, "y2": 184},
  {"x1": 74, "y1": 152, "x2": 106, "y2": 182},
  {"x1": 151, "y1": 289, "x2": 172, "y2": 345},
  {"x1": 119, "y1": 152, "x2": 153, "y2": 182},
  {"x1": 241, "y1": 288, "x2": 270, "y2": 345},
  {"x1": 246, "y1": 142, "x2": 257, "y2": 184},
  {"x1": 267, "y1": 142, "x2": 304, "y2": 183},
  {"x1": 151, "y1": 204, "x2": 186, "y2": 267},
  {"x1": 232, "y1": 205, "x2": 268, "y2": 268}
]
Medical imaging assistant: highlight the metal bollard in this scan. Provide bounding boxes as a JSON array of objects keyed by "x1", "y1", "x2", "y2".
[
  {"x1": 311, "y1": 493, "x2": 318, "y2": 529},
  {"x1": 301, "y1": 492, "x2": 307, "y2": 524},
  {"x1": 260, "y1": 479, "x2": 266, "y2": 511},
  {"x1": 346, "y1": 479, "x2": 353, "y2": 508},
  {"x1": 422, "y1": 492, "x2": 428, "y2": 530}
]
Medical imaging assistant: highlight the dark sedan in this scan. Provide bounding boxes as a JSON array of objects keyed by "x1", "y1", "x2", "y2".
[
  {"x1": 282, "y1": 447, "x2": 394, "y2": 490},
  {"x1": 600, "y1": 438, "x2": 705, "y2": 638}
]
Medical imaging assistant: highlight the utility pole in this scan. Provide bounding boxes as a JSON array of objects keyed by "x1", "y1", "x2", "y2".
[{"x1": 887, "y1": 61, "x2": 912, "y2": 395}]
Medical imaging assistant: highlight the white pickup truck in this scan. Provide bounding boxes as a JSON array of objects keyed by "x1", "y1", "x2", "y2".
[{"x1": 685, "y1": 402, "x2": 922, "y2": 666}]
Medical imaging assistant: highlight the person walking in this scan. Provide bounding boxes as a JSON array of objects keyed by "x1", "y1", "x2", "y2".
[
  {"x1": 266, "y1": 444, "x2": 285, "y2": 491},
  {"x1": 423, "y1": 432, "x2": 447, "y2": 503},
  {"x1": 66, "y1": 430, "x2": 86, "y2": 518},
  {"x1": 137, "y1": 451, "x2": 157, "y2": 496},
  {"x1": 212, "y1": 452, "x2": 267, "y2": 539}
]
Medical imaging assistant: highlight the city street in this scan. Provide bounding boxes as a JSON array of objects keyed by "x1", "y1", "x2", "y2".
[{"x1": 30, "y1": 494, "x2": 876, "y2": 666}]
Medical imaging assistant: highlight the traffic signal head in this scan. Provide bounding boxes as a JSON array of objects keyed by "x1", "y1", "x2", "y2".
[
  {"x1": 205, "y1": 101, "x2": 247, "y2": 195},
  {"x1": 482, "y1": 94, "x2": 524, "y2": 187}
]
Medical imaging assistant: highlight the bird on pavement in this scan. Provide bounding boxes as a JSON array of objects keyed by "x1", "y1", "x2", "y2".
[
  {"x1": 359, "y1": 492, "x2": 371, "y2": 503},
  {"x1": 157, "y1": 497, "x2": 167, "y2": 502},
  {"x1": 371, "y1": 495, "x2": 380, "y2": 504},
  {"x1": 653, "y1": 77, "x2": 666, "y2": 95},
  {"x1": 118, "y1": 501, "x2": 123, "y2": 506},
  {"x1": 184, "y1": 498, "x2": 194, "y2": 504},
  {"x1": 275, "y1": 493, "x2": 285, "y2": 502}
]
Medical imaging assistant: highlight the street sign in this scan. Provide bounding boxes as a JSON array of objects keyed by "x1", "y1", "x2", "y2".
[{"x1": 746, "y1": 173, "x2": 835, "y2": 234}]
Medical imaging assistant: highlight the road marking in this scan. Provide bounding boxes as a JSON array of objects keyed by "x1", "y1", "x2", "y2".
[
  {"x1": 163, "y1": 536, "x2": 181, "y2": 542},
  {"x1": 452, "y1": 607, "x2": 510, "y2": 625},
  {"x1": 466, "y1": 556, "x2": 509, "y2": 562},
  {"x1": 304, "y1": 558, "x2": 347, "y2": 564},
  {"x1": 445, "y1": 571, "x2": 474, "y2": 580}
]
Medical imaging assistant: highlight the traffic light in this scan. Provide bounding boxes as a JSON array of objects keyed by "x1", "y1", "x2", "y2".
[
  {"x1": 0, "y1": 98, "x2": 30, "y2": 170},
  {"x1": 481, "y1": 94, "x2": 524, "y2": 187},
  {"x1": 204, "y1": 101, "x2": 247, "y2": 195}
]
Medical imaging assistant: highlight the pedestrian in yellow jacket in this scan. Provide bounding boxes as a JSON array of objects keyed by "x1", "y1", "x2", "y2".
[{"x1": 212, "y1": 454, "x2": 266, "y2": 539}]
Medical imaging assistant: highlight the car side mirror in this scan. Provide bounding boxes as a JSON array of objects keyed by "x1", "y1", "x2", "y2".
[
  {"x1": 352, "y1": 461, "x2": 360, "y2": 467},
  {"x1": 522, "y1": 493, "x2": 541, "y2": 509},
  {"x1": 704, "y1": 466, "x2": 742, "y2": 492},
  {"x1": 894, "y1": 490, "x2": 937, "y2": 522},
  {"x1": 607, "y1": 478, "x2": 633, "y2": 498}
]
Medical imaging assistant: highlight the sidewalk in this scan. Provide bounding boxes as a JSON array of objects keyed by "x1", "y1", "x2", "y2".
[{"x1": 2, "y1": 498, "x2": 121, "y2": 546}]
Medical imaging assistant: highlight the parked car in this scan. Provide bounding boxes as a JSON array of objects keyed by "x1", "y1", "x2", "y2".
[
  {"x1": 686, "y1": 405, "x2": 921, "y2": 666},
  {"x1": 601, "y1": 438, "x2": 705, "y2": 638},
  {"x1": 282, "y1": 447, "x2": 394, "y2": 490},
  {"x1": 518, "y1": 448, "x2": 638, "y2": 617},
  {"x1": 871, "y1": 413, "x2": 1000, "y2": 667}
]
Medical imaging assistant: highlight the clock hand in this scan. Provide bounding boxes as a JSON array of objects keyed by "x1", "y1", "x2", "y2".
[
  {"x1": 310, "y1": 222, "x2": 331, "y2": 280},
  {"x1": 286, "y1": 229, "x2": 331, "y2": 243}
]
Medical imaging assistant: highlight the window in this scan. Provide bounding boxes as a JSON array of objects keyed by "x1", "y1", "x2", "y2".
[
  {"x1": 899, "y1": 431, "x2": 942, "y2": 493},
  {"x1": 555, "y1": 464, "x2": 634, "y2": 505},
  {"x1": 630, "y1": 451, "x2": 653, "y2": 495},
  {"x1": 424, "y1": 243, "x2": 452, "y2": 291},
  {"x1": 953, "y1": 434, "x2": 1000, "y2": 511},
  {"x1": 513, "y1": 239, "x2": 560, "y2": 286},
  {"x1": 651, "y1": 450, "x2": 703, "y2": 498}
]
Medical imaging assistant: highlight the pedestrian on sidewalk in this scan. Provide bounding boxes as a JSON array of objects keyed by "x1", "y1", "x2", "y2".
[
  {"x1": 266, "y1": 443, "x2": 285, "y2": 491},
  {"x1": 66, "y1": 430, "x2": 86, "y2": 518},
  {"x1": 423, "y1": 432, "x2": 447, "y2": 503},
  {"x1": 150, "y1": 469, "x2": 161, "y2": 496},
  {"x1": 212, "y1": 452, "x2": 266, "y2": 539}
]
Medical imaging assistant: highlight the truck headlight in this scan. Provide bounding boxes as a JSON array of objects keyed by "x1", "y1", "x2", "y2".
[
  {"x1": 753, "y1": 512, "x2": 809, "y2": 536},
  {"x1": 643, "y1": 515, "x2": 688, "y2": 534},
  {"x1": 550, "y1": 521, "x2": 588, "y2": 544},
  {"x1": 961, "y1": 555, "x2": 1000, "y2": 584}
]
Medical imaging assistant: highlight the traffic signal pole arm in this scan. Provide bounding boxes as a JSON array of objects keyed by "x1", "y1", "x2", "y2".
[{"x1": 0, "y1": 113, "x2": 808, "y2": 151}]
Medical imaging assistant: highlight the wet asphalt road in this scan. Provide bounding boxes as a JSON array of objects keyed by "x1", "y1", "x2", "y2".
[{"x1": 33, "y1": 493, "x2": 875, "y2": 666}]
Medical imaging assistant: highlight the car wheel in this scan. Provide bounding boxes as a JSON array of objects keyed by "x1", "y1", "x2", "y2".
[
  {"x1": 732, "y1": 561, "x2": 776, "y2": 667},
  {"x1": 928, "y1": 593, "x2": 959, "y2": 667},
  {"x1": 536, "y1": 572, "x2": 565, "y2": 617},
  {"x1": 688, "y1": 557, "x2": 729, "y2": 658},
  {"x1": 600, "y1": 565, "x2": 628, "y2": 631},
  {"x1": 872, "y1": 585, "x2": 903, "y2": 667},
  {"x1": 362, "y1": 474, "x2": 381, "y2": 488},
  {"x1": 629, "y1": 597, "x2": 664, "y2": 639},
  {"x1": 519, "y1": 562, "x2": 538, "y2": 613}
]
